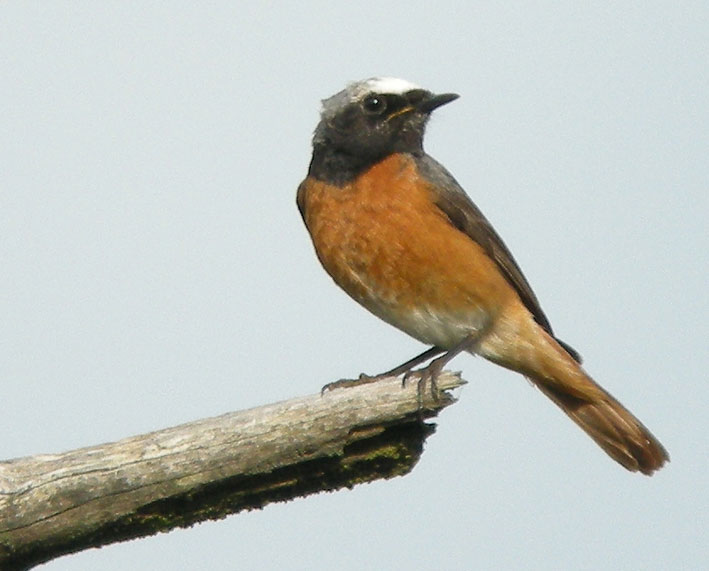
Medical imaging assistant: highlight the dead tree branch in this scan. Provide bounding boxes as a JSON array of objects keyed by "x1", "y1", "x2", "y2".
[{"x1": 0, "y1": 372, "x2": 465, "y2": 570}]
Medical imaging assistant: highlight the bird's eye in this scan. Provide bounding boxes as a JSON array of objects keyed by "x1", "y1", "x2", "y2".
[{"x1": 362, "y1": 94, "x2": 387, "y2": 114}]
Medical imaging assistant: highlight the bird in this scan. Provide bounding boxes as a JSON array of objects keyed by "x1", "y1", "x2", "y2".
[{"x1": 296, "y1": 77, "x2": 668, "y2": 475}]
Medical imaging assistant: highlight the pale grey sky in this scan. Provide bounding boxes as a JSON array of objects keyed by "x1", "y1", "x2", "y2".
[{"x1": 2, "y1": 2, "x2": 707, "y2": 570}]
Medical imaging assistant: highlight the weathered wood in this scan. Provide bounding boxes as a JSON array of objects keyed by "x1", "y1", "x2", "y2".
[{"x1": 0, "y1": 372, "x2": 465, "y2": 570}]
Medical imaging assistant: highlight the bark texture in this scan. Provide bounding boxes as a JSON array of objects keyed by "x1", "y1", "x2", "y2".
[{"x1": 0, "y1": 372, "x2": 465, "y2": 570}]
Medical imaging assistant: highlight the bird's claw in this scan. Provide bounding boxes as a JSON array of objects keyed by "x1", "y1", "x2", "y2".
[
  {"x1": 320, "y1": 372, "x2": 381, "y2": 394},
  {"x1": 402, "y1": 362, "x2": 443, "y2": 408}
]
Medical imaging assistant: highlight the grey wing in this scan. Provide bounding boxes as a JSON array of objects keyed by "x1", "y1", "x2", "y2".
[
  {"x1": 296, "y1": 179, "x2": 308, "y2": 220},
  {"x1": 417, "y1": 155, "x2": 581, "y2": 362}
]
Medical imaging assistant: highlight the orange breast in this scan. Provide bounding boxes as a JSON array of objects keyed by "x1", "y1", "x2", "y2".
[{"x1": 299, "y1": 154, "x2": 516, "y2": 347}]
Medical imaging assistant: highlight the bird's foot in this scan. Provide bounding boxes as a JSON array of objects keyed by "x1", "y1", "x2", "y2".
[
  {"x1": 320, "y1": 372, "x2": 386, "y2": 394},
  {"x1": 402, "y1": 357, "x2": 447, "y2": 408},
  {"x1": 321, "y1": 347, "x2": 446, "y2": 395},
  {"x1": 403, "y1": 335, "x2": 478, "y2": 407}
]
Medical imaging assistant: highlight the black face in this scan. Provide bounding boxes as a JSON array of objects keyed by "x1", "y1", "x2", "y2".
[
  {"x1": 308, "y1": 85, "x2": 458, "y2": 185},
  {"x1": 318, "y1": 89, "x2": 436, "y2": 160}
]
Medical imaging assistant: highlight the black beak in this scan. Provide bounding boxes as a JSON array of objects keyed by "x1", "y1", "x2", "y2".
[{"x1": 418, "y1": 92, "x2": 459, "y2": 113}]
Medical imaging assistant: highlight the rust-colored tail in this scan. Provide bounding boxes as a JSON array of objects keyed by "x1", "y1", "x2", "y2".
[
  {"x1": 496, "y1": 322, "x2": 670, "y2": 474},
  {"x1": 532, "y1": 376, "x2": 669, "y2": 475}
]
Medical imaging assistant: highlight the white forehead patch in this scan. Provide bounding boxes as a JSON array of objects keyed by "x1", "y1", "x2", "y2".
[
  {"x1": 319, "y1": 77, "x2": 423, "y2": 120},
  {"x1": 363, "y1": 77, "x2": 421, "y2": 95}
]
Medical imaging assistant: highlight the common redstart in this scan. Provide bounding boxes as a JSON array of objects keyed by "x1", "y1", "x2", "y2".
[{"x1": 297, "y1": 77, "x2": 668, "y2": 474}]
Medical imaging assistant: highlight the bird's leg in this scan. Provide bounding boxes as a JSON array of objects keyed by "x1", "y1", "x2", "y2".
[
  {"x1": 321, "y1": 346, "x2": 444, "y2": 394},
  {"x1": 404, "y1": 335, "x2": 478, "y2": 405},
  {"x1": 378, "y1": 346, "x2": 446, "y2": 377}
]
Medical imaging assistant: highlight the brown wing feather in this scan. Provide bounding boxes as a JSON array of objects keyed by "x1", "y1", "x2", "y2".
[{"x1": 417, "y1": 155, "x2": 581, "y2": 362}]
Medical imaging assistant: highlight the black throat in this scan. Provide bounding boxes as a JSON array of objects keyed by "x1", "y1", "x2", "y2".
[{"x1": 307, "y1": 144, "x2": 384, "y2": 186}]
